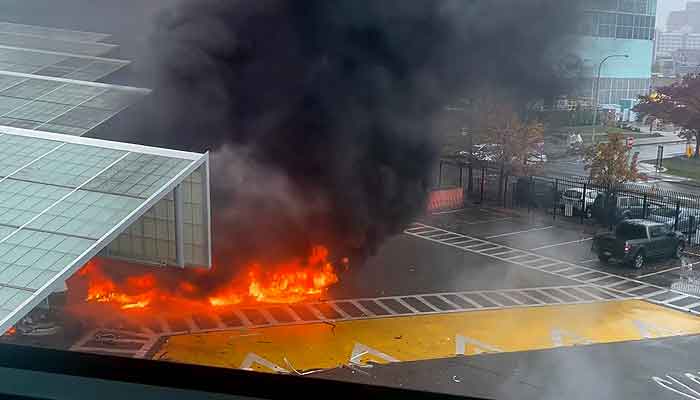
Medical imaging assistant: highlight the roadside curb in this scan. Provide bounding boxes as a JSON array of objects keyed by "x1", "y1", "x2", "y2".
[{"x1": 634, "y1": 139, "x2": 686, "y2": 146}]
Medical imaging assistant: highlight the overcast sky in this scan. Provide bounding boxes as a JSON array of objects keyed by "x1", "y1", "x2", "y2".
[{"x1": 657, "y1": 0, "x2": 689, "y2": 30}]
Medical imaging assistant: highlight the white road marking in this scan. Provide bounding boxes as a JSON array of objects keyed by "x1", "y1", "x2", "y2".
[
  {"x1": 663, "y1": 294, "x2": 690, "y2": 304},
  {"x1": 548, "y1": 266, "x2": 575, "y2": 274},
  {"x1": 486, "y1": 226, "x2": 554, "y2": 239},
  {"x1": 350, "y1": 342, "x2": 399, "y2": 364},
  {"x1": 580, "y1": 259, "x2": 598, "y2": 264},
  {"x1": 653, "y1": 374, "x2": 700, "y2": 400},
  {"x1": 455, "y1": 335, "x2": 502, "y2": 355},
  {"x1": 240, "y1": 353, "x2": 288, "y2": 372},
  {"x1": 637, "y1": 266, "x2": 681, "y2": 279},
  {"x1": 464, "y1": 217, "x2": 513, "y2": 225},
  {"x1": 431, "y1": 208, "x2": 466, "y2": 215},
  {"x1": 529, "y1": 237, "x2": 593, "y2": 251},
  {"x1": 404, "y1": 222, "x2": 700, "y2": 314},
  {"x1": 643, "y1": 288, "x2": 669, "y2": 298},
  {"x1": 70, "y1": 283, "x2": 628, "y2": 361}
]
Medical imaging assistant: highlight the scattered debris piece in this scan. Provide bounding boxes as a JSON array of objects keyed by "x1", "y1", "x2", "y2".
[{"x1": 283, "y1": 357, "x2": 324, "y2": 376}]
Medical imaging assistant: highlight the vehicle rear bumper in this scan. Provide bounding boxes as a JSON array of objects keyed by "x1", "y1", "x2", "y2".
[{"x1": 592, "y1": 244, "x2": 632, "y2": 263}]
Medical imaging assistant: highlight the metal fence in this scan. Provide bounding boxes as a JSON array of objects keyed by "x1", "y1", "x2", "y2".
[
  {"x1": 434, "y1": 159, "x2": 700, "y2": 248},
  {"x1": 434, "y1": 159, "x2": 513, "y2": 207}
]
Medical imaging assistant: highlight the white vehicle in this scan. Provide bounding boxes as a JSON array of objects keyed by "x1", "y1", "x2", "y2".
[
  {"x1": 561, "y1": 187, "x2": 599, "y2": 217},
  {"x1": 647, "y1": 207, "x2": 700, "y2": 234},
  {"x1": 526, "y1": 152, "x2": 548, "y2": 164},
  {"x1": 471, "y1": 144, "x2": 503, "y2": 161}
]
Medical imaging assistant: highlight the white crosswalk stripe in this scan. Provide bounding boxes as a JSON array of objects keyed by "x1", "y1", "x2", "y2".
[
  {"x1": 70, "y1": 283, "x2": 621, "y2": 359},
  {"x1": 406, "y1": 222, "x2": 700, "y2": 315}
]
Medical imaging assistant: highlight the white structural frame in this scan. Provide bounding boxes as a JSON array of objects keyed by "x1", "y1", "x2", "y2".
[
  {"x1": 0, "y1": 125, "x2": 211, "y2": 334},
  {"x1": 0, "y1": 69, "x2": 151, "y2": 94},
  {"x1": 0, "y1": 44, "x2": 130, "y2": 70},
  {"x1": 0, "y1": 22, "x2": 112, "y2": 42},
  {"x1": 0, "y1": 31, "x2": 117, "y2": 56}
]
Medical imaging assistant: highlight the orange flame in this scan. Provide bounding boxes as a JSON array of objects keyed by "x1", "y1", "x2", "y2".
[
  {"x1": 74, "y1": 245, "x2": 341, "y2": 313},
  {"x1": 237, "y1": 245, "x2": 338, "y2": 304}
]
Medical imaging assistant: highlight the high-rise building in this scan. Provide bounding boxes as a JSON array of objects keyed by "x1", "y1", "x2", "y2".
[
  {"x1": 570, "y1": 0, "x2": 657, "y2": 106},
  {"x1": 667, "y1": 1, "x2": 700, "y2": 33},
  {"x1": 653, "y1": 1, "x2": 700, "y2": 76},
  {"x1": 655, "y1": 31, "x2": 700, "y2": 58}
]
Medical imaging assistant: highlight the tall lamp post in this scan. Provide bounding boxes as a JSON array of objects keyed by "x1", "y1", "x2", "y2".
[{"x1": 591, "y1": 54, "x2": 629, "y2": 144}]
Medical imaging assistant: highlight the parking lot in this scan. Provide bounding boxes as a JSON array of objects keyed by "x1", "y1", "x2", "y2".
[
  {"x1": 66, "y1": 203, "x2": 700, "y2": 400},
  {"x1": 420, "y1": 207, "x2": 700, "y2": 293}
]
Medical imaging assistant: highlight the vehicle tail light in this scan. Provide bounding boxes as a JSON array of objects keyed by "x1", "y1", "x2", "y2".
[{"x1": 624, "y1": 242, "x2": 631, "y2": 253}]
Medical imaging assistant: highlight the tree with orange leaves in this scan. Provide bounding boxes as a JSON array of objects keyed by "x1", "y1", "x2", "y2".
[
  {"x1": 482, "y1": 103, "x2": 544, "y2": 176},
  {"x1": 584, "y1": 133, "x2": 639, "y2": 186},
  {"x1": 634, "y1": 74, "x2": 700, "y2": 158}
]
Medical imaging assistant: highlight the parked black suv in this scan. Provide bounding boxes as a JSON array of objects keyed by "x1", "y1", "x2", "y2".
[{"x1": 592, "y1": 220, "x2": 686, "y2": 268}]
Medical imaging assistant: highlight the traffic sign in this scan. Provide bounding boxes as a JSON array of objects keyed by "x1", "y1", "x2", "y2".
[
  {"x1": 656, "y1": 145, "x2": 664, "y2": 171},
  {"x1": 626, "y1": 137, "x2": 635, "y2": 149}
]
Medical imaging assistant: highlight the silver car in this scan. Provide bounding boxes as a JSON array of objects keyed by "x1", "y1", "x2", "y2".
[
  {"x1": 561, "y1": 188, "x2": 599, "y2": 217},
  {"x1": 647, "y1": 207, "x2": 700, "y2": 234}
]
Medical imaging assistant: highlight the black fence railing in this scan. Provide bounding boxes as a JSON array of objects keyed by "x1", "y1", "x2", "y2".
[
  {"x1": 434, "y1": 159, "x2": 700, "y2": 248},
  {"x1": 433, "y1": 159, "x2": 514, "y2": 207}
]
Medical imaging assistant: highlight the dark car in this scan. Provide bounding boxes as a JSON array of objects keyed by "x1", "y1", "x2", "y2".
[
  {"x1": 515, "y1": 177, "x2": 560, "y2": 210},
  {"x1": 592, "y1": 219, "x2": 686, "y2": 268},
  {"x1": 590, "y1": 192, "x2": 660, "y2": 226}
]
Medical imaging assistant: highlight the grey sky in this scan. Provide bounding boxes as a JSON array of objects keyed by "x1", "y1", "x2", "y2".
[{"x1": 657, "y1": 0, "x2": 689, "y2": 30}]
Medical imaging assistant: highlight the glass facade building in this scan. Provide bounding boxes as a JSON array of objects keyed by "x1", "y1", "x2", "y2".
[{"x1": 572, "y1": 0, "x2": 656, "y2": 105}]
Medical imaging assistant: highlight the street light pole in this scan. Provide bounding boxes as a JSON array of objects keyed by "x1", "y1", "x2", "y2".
[{"x1": 591, "y1": 54, "x2": 629, "y2": 144}]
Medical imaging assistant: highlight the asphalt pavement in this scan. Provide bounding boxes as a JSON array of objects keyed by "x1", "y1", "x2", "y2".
[
  {"x1": 64, "y1": 205, "x2": 700, "y2": 399},
  {"x1": 317, "y1": 333, "x2": 700, "y2": 400},
  {"x1": 329, "y1": 209, "x2": 577, "y2": 301},
  {"x1": 545, "y1": 141, "x2": 688, "y2": 178},
  {"x1": 313, "y1": 206, "x2": 700, "y2": 399}
]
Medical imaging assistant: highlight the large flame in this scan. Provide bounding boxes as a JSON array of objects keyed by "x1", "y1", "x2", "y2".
[{"x1": 72, "y1": 245, "x2": 340, "y2": 312}]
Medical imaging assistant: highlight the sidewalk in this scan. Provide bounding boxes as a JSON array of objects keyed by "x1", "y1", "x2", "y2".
[
  {"x1": 633, "y1": 131, "x2": 685, "y2": 146},
  {"x1": 637, "y1": 162, "x2": 693, "y2": 183}
]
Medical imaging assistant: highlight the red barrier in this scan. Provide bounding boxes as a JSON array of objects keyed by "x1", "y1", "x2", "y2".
[{"x1": 427, "y1": 187, "x2": 464, "y2": 212}]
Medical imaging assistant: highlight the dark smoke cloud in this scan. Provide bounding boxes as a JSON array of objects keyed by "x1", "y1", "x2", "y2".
[{"x1": 138, "y1": 0, "x2": 580, "y2": 278}]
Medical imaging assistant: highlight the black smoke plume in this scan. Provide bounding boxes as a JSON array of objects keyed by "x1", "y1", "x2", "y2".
[{"x1": 139, "y1": 0, "x2": 579, "y2": 281}]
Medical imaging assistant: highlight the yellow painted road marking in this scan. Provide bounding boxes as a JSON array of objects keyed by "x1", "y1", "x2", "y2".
[{"x1": 154, "y1": 300, "x2": 700, "y2": 373}]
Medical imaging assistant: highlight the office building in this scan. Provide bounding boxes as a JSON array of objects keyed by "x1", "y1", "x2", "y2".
[
  {"x1": 667, "y1": 1, "x2": 700, "y2": 33},
  {"x1": 571, "y1": 0, "x2": 657, "y2": 106}
]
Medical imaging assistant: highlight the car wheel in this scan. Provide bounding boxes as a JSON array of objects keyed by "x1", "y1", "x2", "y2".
[
  {"x1": 631, "y1": 251, "x2": 645, "y2": 269},
  {"x1": 598, "y1": 255, "x2": 610, "y2": 263},
  {"x1": 674, "y1": 242, "x2": 685, "y2": 259}
]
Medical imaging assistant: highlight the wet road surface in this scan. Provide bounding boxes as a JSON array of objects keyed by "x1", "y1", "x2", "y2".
[
  {"x1": 67, "y1": 205, "x2": 700, "y2": 399},
  {"x1": 317, "y1": 332, "x2": 700, "y2": 400}
]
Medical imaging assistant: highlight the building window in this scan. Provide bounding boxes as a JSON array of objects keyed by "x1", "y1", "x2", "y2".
[{"x1": 581, "y1": 8, "x2": 655, "y2": 40}]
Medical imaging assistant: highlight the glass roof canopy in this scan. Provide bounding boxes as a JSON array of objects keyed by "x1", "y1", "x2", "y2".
[
  {"x1": 0, "y1": 32, "x2": 117, "y2": 57},
  {"x1": 0, "y1": 22, "x2": 112, "y2": 43},
  {"x1": 0, "y1": 70, "x2": 149, "y2": 136},
  {"x1": 0, "y1": 125, "x2": 210, "y2": 335},
  {"x1": 0, "y1": 45, "x2": 129, "y2": 81}
]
